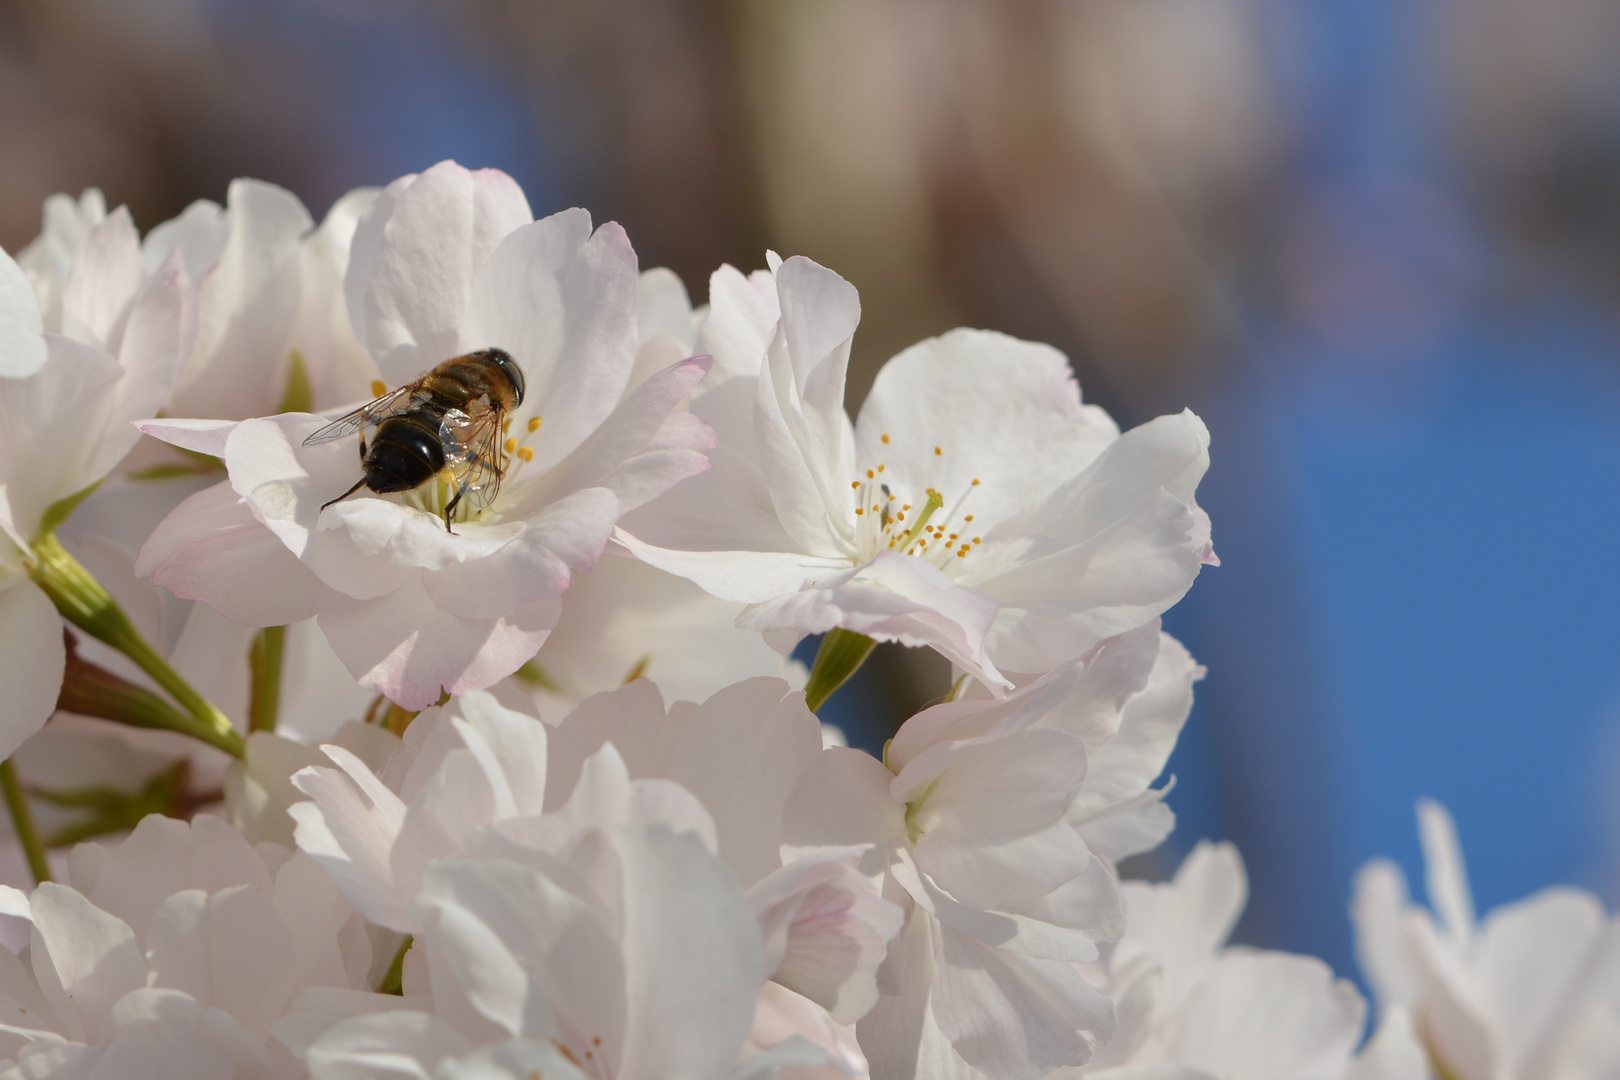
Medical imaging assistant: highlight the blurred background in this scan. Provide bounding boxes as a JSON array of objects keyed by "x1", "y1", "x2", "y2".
[{"x1": 6, "y1": 0, "x2": 1620, "y2": 980}]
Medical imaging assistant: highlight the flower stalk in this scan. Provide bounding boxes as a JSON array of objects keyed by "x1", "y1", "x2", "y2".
[
  {"x1": 248, "y1": 626, "x2": 287, "y2": 733},
  {"x1": 804, "y1": 628, "x2": 878, "y2": 712},
  {"x1": 29, "y1": 534, "x2": 243, "y2": 757},
  {"x1": 57, "y1": 630, "x2": 245, "y2": 757},
  {"x1": 0, "y1": 760, "x2": 49, "y2": 885}
]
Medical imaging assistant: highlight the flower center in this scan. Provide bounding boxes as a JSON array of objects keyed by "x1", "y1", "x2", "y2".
[
  {"x1": 850, "y1": 434, "x2": 984, "y2": 569},
  {"x1": 395, "y1": 414, "x2": 543, "y2": 525}
]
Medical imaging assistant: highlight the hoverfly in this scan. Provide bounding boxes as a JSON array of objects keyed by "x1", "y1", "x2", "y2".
[{"x1": 304, "y1": 348, "x2": 526, "y2": 533}]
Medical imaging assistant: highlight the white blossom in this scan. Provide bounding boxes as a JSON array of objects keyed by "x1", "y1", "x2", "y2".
[
  {"x1": 1352, "y1": 799, "x2": 1620, "y2": 1080},
  {"x1": 135, "y1": 161, "x2": 714, "y2": 708},
  {"x1": 618, "y1": 255, "x2": 1214, "y2": 689}
]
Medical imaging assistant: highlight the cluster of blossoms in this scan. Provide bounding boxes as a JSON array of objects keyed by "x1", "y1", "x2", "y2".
[{"x1": 0, "y1": 161, "x2": 1614, "y2": 1079}]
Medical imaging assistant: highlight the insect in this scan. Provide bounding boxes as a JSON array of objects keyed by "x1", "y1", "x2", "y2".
[{"x1": 304, "y1": 348, "x2": 526, "y2": 533}]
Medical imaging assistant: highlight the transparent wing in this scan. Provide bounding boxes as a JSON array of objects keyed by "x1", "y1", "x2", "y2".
[
  {"x1": 302, "y1": 384, "x2": 422, "y2": 446},
  {"x1": 440, "y1": 406, "x2": 508, "y2": 514}
]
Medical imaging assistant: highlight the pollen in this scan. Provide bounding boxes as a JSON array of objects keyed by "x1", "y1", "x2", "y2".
[
  {"x1": 973, "y1": 537, "x2": 981, "y2": 544},
  {"x1": 518, "y1": 446, "x2": 535, "y2": 462},
  {"x1": 852, "y1": 480, "x2": 860, "y2": 489},
  {"x1": 503, "y1": 437, "x2": 518, "y2": 453},
  {"x1": 867, "y1": 469, "x2": 875, "y2": 479},
  {"x1": 877, "y1": 464, "x2": 885, "y2": 472},
  {"x1": 370, "y1": 380, "x2": 387, "y2": 398},
  {"x1": 881, "y1": 433, "x2": 891, "y2": 444},
  {"x1": 972, "y1": 478, "x2": 981, "y2": 486},
  {"x1": 934, "y1": 446, "x2": 943, "y2": 456},
  {"x1": 964, "y1": 515, "x2": 974, "y2": 522},
  {"x1": 528, "y1": 416, "x2": 543, "y2": 432},
  {"x1": 957, "y1": 549, "x2": 968, "y2": 557},
  {"x1": 855, "y1": 508, "x2": 865, "y2": 515}
]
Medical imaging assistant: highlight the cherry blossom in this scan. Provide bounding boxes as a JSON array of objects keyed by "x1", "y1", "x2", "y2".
[
  {"x1": 1352, "y1": 799, "x2": 1620, "y2": 1080},
  {"x1": 135, "y1": 161, "x2": 714, "y2": 707},
  {"x1": 0, "y1": 814, "x2": 369, "y2": 1078},
  {"x1": 618, "y1": 255, "x2": 1214, "y2": 690}
]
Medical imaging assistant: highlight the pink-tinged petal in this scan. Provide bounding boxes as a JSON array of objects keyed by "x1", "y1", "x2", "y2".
[
  {"x1": 59, "y1": 207, "x2": 142, "y2": 348},
  {"x1": 738, "y1": 551, "x2": 1010, "y2": 691},
  {"x1": 468, "y1": 211, "x2": 641, "y2": 470},
  {"x1": 135, "y1": 417, "x2": 239, "y2": 458},
  {"x1": 774, "y1": 257, "x2": 859, "y2": 478},
  {"x1": 615, "y1": 532, "x2": 845, "y2": 606},
  {"x1": 781, "y1": 747, "x2": 906, "y2": 880},
  {"x1": 749, "y1": 851, "x2": 903, "y2": 1023},
  {"x1": 304, "y1": 1010, "x2": 473, "y2": 1078},
  {"x1": 529, "y1": 355, "x2": 714, "y2": 513},
  {"x1": 346, "y1": 161, "x2": 533, "y2": 383},
  {"x1": 0, "y1": 579, "x2": 66, "y2": 760},
  {"x1": 168, "y1": 179, "x2": 314, "y2": 420},
  {"x1": 754, "y1": 326, "x2": 850, "y2": 559},
  {"x1": 289, "y1": 746, "x2": 411, "y2": 931},
  {"x1": 107, "y1": 248, "x2": 191, "y2": 439},
  {"x1": 639, "y1": 267, "x2": 698, "y2": 352},
  {"x1": 137, "y1": 480, "x2": 329, "y2": 626},
  {"x1": 856, "y1": 328, "x2": 1119, "y2": 529},
  {"x1": 932, "y1": 923, "x2": 1115, "y2": 1080},
  {"x1": 1115, "y1": 842, "x2": 1247, "y2": 1007},
  {"x1": 0, "y1": 246, "x2": 47, "y2": 378},
  {"x1": 318, "y1": 575, "x2": 561, "y2": 709}
]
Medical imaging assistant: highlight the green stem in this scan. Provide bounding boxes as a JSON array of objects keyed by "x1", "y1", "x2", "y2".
[
  {"x1": 0, "y1": 761, "x2": 49, "y2": 885},
  {"x1": 803, "y1": 629, "x2": 878, "y2": 713},
  {"x1": 248, "y1": 626, "x2": 286, "y2": 733},
  {"x1": 28, "y1": 533, "x2": 243, "y2": 757},
  {"x1": 57, "y1": 632, "x2": 245, "y2": 757}
]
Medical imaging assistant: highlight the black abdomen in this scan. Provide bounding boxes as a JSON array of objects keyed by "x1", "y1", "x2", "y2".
[{"x1": 365, "y1": 413, "x2": 445, "y2": 493}]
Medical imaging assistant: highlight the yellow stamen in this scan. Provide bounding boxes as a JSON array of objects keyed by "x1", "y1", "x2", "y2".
[
  {"x1": 370, "y1": 380, "x2": 387, "y2": 398},
  {"x1": 518, "y1": 446, "x2": 534, "y2": 462},
  {"x1": 528, "y1": 416, "x2": 543, "y2": 432},
  {"x1": 503, "y1": 437, "x2": 518, "y2": 453},
  {"x1": 934, "y1": 446, "x2": 943, "y2": 456},
  {"x1": 881, "y1": 433, "x2": 891, "y2": 444}
]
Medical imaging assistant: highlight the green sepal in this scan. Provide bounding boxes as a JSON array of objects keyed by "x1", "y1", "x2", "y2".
[
  {"x1": 34, "y1": 482, "x2": 101, "y2": 543},
  {"x1": 803, "y1": 629, "x2": 878, "y2": 713}
]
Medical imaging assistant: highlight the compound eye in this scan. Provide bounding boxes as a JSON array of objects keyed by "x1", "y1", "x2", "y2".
[{"x1": 486, "y1": 348, "x2": 525, "y2": 407}]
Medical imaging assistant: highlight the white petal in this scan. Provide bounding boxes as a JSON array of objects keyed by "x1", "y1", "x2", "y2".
[
  {"x1": 1343, "y1": 1007, "x2": 1429, "y2": 1080},
  {"x1": 695, "y1": 263, "x2": 779, "y2": 386},
  {"x1": 318, "y1": 576, "x2": 561, "y2": 709},
  {"x1": 855, "y1": 328, "x2": 1119, "y2": 532},
  {"x1": 612, "y1": 824, "x2": 764, "y2": 1080},
  {"x1": 133, "y1": 418, "x2": 239, "y2": 458},
  {"x1": 1115, "y1": 842, "x2": 1247, "y2": 1012},
  {"x1": 137, "y1": 480, "x2": 329, "y2": 627},
  {"x1": 1168, "y1": 951, "x2": 1365, "y2": 1080},
  {"x1": 85, "y1": 815, "x2": 271, "y2": 949},
  {"x1": 306, "y1": 1010, "x2": 472, "y2": 1080},
  {"x1": 454, "y1": 691, "x2": 549, "y2": 816},
  {"x1": 0, "y1": 580, "x2": 65, "y2": 760},
  {"x1": 781, "y1": 748, "x2": 907, "y2": 880},
  {"x1": 0, "y1": 246, "x2": 47, "y2": 378},
  {"x1": 289, "y1": 747, "x2": 411, "y2": 932},
  {"x1": 346, "y1": 161, "x2": 532, "y2": 382},
  {"x1": 59, "y1": 208, "x2": 142, "y2": 348},
  {"x1": 1417, "y1": 799, "x2": 1475, "y2": 943},
  {"x1": 29, "y1": 883, "x2": 145, "y2": 1044},
  {"x1": 145, "y1": 885, "x2": 299, "y2": 1040},
  {"x1": 468, "y1": 211, "x2": 640, "y2": 471},
  {"x1": 749, "y1": 851, "x2": 903, "y2": 1022},
  {"x1": 1350, "y1": 859, "x2": 1421, "y2": 1011},
  {"x1": 1071, "y1": 631, "x2": 1202, "y2": 810},
  {"x1": 548, "y1": 676, "x2": 822, "y2": 886},
  {"x1": 931, "y1": 922, "x2": 1114, "y2": 1080},
  {"x1": 737, "y1": 552, "x2": 1007, "y2": 690}
]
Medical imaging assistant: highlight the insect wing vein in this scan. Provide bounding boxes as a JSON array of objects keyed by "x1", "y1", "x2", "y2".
[{"x1": 301, "y1": 384, "x2": 421, "y2": 445}]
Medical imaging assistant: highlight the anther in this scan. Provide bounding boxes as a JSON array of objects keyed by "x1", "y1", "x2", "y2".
[
  {"x1": 877, "y1": 464, "x2": 885, "y2": 472},
  {"x1": 881, "y1": 433, "x2": 891, "y2": 444},
  {"x1": 370, "y1": 380, "x2": 387, "y2": 398},
  {"x1": 934, "y1": 446, "x2": 943, "y2": 456},
  {"x1": 504, "y1": 437, "x2": 518, "y2": 453},
  {"x1": 528, "y1": 417, "x2": 543, "y2": 432},
  {"x1": 518, "y1": 447, "x2": 535, "y2": 462},
  {"x1": 973, "y1": 537, "x2": 981, "y2": 544},
  {"x1": 867, "y1": 469, "x2": 875, "y2": 479},
  {"x1": 971, "y1": 478, "x2": 981, "y2": 486},
  {"x1": 855, "y1": 508, "x2": 865, "y2": 516},
  {"x1": 852, "y1": 481, "x2": 860, "y2": 489}
]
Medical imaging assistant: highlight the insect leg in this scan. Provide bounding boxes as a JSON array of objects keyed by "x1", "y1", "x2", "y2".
[
  {"x1": 358, "y1": 432, "x2": 367, "y2": 462},
  {"x1": 320, "y1": 478, "x2": 369, "y2": 513},
  {"x1": 442, "y1": 486, "x2": 464, "y2": 534}
]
